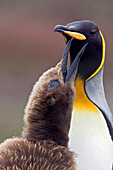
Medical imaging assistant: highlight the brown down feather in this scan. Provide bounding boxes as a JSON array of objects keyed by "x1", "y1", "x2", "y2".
[{"x1": 0, "y1": 60, "x2": 77, "y2": 170}]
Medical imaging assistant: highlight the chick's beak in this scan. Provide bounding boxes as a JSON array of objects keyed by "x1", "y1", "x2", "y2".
[
  {"x1": 62, "y1": 38, "x2": 88, "y2": 83},
  {"x1": 54, "y1": 25, "x2": 86, "y2": 41}
]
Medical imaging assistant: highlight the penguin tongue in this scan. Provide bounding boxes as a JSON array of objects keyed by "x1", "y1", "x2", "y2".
[
  {"x1": 62, "y1": 38, "x2": 88, "y2": 83},
  {"x1": 62, "y1": 38, "x2": 74, "y2": 83}
]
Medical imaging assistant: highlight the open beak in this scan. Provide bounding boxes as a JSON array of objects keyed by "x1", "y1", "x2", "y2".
[
  {"x1": 62, "y1": 38, "x2": 88, "y2": 83},
  {"x1": 54, "y1": 25, "x2": 86, "y2": 41}
]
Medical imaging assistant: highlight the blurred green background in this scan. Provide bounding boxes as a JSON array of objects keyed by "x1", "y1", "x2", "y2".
[{"x1": 0, "y1": 0, "x2": 113, "y2": 142}]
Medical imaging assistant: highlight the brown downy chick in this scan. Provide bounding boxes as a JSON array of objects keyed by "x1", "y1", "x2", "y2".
[{"x1": 0, "y1": 39, "x2": 87, "y2": 170}]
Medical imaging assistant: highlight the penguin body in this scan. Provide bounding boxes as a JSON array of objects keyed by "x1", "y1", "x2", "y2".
[
  {"x1": 0, "y1": 138, "x2": 75, "y2": 170},
  {"x1": 54, "y1": 20, "x2": 113, "y2": 170},
  {"x1": 0, "y1": 39, "x2": 87, "y2": 169},
  {"x1": 71, "y1": 70, "x2": 113, "y2": 170},
  {"x1": 70, "y1": 104, "x2": 113, "y2": 170}
]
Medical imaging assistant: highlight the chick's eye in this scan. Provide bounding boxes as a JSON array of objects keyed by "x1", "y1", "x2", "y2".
[
  {"x1": 49, "y1": 79, "x2": 59, "y2": 89},
  {"x1": 51, "y1": 96, "x2": 56, "y2": 101}
]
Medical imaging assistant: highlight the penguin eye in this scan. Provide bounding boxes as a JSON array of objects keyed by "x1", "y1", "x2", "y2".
[
  {"x1": 49, "y1": 79, "x2": 59, "y2": 89},
  {"x1": 51, "y1": 96, "x2": 56, "y2": 101},
  {"x1": 90, "y1": 30, "x2": 96, "y2": 36}
]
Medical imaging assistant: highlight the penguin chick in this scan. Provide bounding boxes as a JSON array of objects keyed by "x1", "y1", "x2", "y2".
[{"x1": 0, "y1": 39, "x2": 87, "y2": 170}]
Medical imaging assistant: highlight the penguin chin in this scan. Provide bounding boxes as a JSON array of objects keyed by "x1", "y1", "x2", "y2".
[{"x1": 66, "y1": 37, "x2": 87, "y2": 64}]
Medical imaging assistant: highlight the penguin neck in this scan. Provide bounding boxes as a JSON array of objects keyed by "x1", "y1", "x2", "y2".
[
  {"x1": 85, "y1": 67, "x2": 112, "y2": 118},
  {"x1": 73, "y1": 75, "x2": 99, "y2": 113},
  {"x1": 22, "y1": 111, "x2": 69, "y2": 147},
  {"x1": 69, "y1": 68, "x2": 113, "y2": 169}
]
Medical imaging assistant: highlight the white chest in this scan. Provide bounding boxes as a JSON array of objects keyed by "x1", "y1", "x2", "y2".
[{"x1": 69, "y1": 111, "x2": 113, "y2": 170}]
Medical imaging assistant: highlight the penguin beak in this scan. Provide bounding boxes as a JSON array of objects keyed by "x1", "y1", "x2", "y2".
[
  {"x1": 54, "y1": 25, "x2": 86, "y2": 41},
  {"x1": 62, "y1": 38, "x2": 88, "y2": 83}
]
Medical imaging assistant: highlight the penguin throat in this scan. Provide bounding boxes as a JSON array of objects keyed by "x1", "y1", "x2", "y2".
[{"x1": 73, "y1": 76, "x2": 99, "y2": 113}]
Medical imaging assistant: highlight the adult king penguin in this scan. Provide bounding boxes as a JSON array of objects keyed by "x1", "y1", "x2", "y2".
[{"x1": 54, "y1": 20, "x2": 113, "y2": 170}]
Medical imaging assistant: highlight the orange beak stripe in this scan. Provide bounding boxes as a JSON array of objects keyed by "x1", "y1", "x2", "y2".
[{"x1": 64, "y1": 31, "x2": 86, "y2": 40}]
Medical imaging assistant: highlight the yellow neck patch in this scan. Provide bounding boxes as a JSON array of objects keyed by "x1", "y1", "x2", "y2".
[
  {"x1": 73, "y1": 31, "x2": 105, "y2": 114},
  {"x1": 73, "y1": 77, "x2": 99, "y2": 113}
]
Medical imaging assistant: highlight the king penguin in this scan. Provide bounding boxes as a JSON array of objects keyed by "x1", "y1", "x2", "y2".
[
  {"x1": 0, "y1": 38, "x2": 87, "y2": 169},
  {"x1": 54, "y1": 20, "x2": 113, "y2": 170}
]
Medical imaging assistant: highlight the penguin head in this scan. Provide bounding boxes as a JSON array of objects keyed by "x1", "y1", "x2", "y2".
[
  {"x1": 54, "y1": 20, "x2": 105, "y2": 81},
  {"x1": 23, "y1": 39, "x2": 87, "y2": 146}
]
